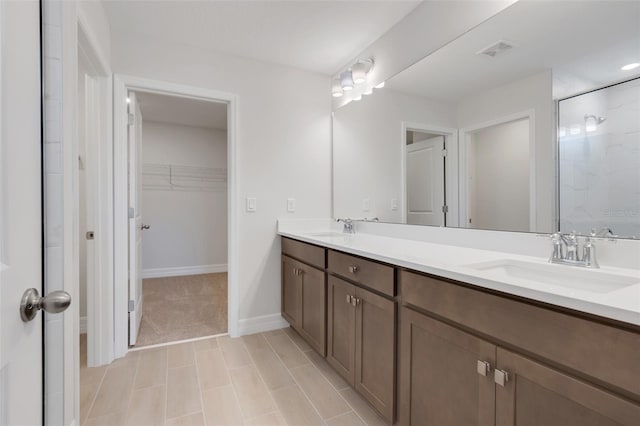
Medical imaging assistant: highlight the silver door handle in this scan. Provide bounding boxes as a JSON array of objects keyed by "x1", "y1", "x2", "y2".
[
  {"x1": 477, "y1": 360, "x2": 491, "y2": 377},
  {"x1": 141, "y1": 224, "x2": 150, "y2": 230},
  {"x1": 20, "y1": 288, "x2": 71, "y2": 322},
  {"x1": 494, "y1": 369, "x2": 510, "y2": 387}
]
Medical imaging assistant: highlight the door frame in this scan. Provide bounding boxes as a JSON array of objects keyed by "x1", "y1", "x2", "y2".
[
  {"x1": 459, "y1": 109, "x2": 536, "y2": 231},
  {"x1": 77, "y1": 17, "x2": 114, "y2": 369},
  {"x1": 113, "y1": 74, "x2": 239, "y2": 359},
  {"x1": 400, "y1": 122, "x2": 459, "y2": 227}
]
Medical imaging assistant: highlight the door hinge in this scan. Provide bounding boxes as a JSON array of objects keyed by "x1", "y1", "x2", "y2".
[
  {"x1": 442, "y1": 205, "x2": 449, "y2": 213},
  {"x1": 128, "y1": 113, "x2": 135, "y2": 126},
  {"x1": 128, "y1": 207, "x2": 135, "y2": 219},
  {"x1": 86, "y1": 231, "x2": 95, "y2": 240},
  {"x1": 442, "y1": 149, "x2": 447, "y2": 157},
  {"x1": 128, "y1": 300, "x2": 135, "y2": 312}
]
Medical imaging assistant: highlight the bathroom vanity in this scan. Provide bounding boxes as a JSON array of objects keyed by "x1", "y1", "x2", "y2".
[{"x1": 279, "y1": 228, "x2": 640, "y2": 425}]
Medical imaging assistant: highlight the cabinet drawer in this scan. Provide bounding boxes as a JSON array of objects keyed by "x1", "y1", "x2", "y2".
[
  {"x1": 399, "y1": 270, "x2": 640, "y2": 399},
  {"x1": 281, "y1": 237, "x2": 325, "y2": 269},
  {"x1": 328, "y1": 250, "x2": 395, "y2": 297}
]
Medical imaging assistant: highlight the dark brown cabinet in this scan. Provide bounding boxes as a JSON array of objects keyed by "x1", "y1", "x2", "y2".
[
  {"x1": 281, "y1": 254, "x2": 326, "y2": 356},
  {"x1": 328, "y1": 275, "x2": 396, "y2": 423},
  {"x1": 495, "y1": 348, "x2": 640, "y2": 426},
  {"x1": 399, "y1": 270, "x2": 640, "y2": 426},
  {"x1": 398, "y1": 307, "x2": 495, "y2": 426}
]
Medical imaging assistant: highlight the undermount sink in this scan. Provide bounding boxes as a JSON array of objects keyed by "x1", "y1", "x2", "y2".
[
  {"x1": 462, "y1": 259, "x2": 639, "y2": 294},
  {"x1": 306, "y1": 231, "x2": 349, "y2": 238}
]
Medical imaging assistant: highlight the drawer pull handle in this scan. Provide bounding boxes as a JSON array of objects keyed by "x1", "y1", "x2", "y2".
[
  {"x1": 346, "y1": 294, "x2": 352, "y2": 304},
  {"x1": 348, "y1": 266, "x2": 358, "y2": 274},
  {"x1": 351, "y1": 297, "x2": 358, "y2": 307},
  {"x1": 476, "y1": 360, "x2": 491, "y2": 377},
  {"x1": 494, "y1": 369, "x2": 509, "y2": 387}
]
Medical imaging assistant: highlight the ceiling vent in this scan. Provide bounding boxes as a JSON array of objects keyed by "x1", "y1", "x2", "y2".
[{"x1": 477, "y1": 40, "x2": 517, "y2": 58}]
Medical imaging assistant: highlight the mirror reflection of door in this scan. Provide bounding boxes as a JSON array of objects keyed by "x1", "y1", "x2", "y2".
[
  {"x1": 466, "y1": 118, "x2": 530, "y2": 232},
  {"x1": 405, "y1": 131, "x2": 445, "y2": 226}
]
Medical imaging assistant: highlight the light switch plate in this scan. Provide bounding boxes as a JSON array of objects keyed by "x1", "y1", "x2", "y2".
[
  {"x1": 246, "y1": 197, "x2": 257, "y2": 212},
  {"x1": 391, "y1": 198, "x2": 398, "y2": 211},
  {"x1": 362, "y1": 198, "x2": 370, "y2": 212},
  {"x1": 287, "y1": 198, "x2": 296, "y2": 212}
]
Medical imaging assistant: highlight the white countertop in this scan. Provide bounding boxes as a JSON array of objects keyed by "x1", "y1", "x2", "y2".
[{"x1": 278, "y1": 222, "x2": 640, "y2": 327}]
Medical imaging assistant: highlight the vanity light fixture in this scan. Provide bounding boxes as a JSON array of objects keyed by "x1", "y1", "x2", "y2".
[
  {"x1": 352, "y1": 59, "x2": 374, "y2": 84},
  {"x1": 621, "y1": 63, "x2": 639, "y2": 71},
  {"x1": 375, "y1": 81, "x2": 385, "y2": 89},
  {"x1": 332, "y1": 78, "x2": 344, "y2": 98},
  {"x1": 340, "y1": 70, "x2": 354, "y2": 91}
]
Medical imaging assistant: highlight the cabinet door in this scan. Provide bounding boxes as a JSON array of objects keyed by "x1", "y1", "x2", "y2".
[
  {"x1": 298, "y1": 264, "x2": 326, "y2": 356},
  {"x1": 327, "y1": 276, "x2": 356, "y2": 384},
  {"x1": 355, "y1": 287, "x2": 396, "y2": 422},
  {"x1": 281, "y1": 255, "x2": 300, "y2": 328},
  {"x1": 398, "y1": 307, "x2": 496, "y2": 426},
  {"x1": 495, "y1": 348, "x2": 640, "y2": 426}
]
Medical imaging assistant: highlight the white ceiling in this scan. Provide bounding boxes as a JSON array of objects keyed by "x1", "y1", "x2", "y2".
[
  {"x1": 103, "y1": 0, "x2": 421, "y2": 75},
  {"x1": 136, "y1": 91, "x2": 228, "y2": 130},
  {"x1": 387, "y1": 1, "x2": 640, "y2": 102}
]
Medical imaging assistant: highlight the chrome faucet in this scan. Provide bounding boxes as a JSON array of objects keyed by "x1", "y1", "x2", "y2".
[
  {"x1": 336, "y1": 218, "x2": 355, "y2": 234},
  {"x1": 549, "y1": 230, "x2": 599, "y2": 268}
]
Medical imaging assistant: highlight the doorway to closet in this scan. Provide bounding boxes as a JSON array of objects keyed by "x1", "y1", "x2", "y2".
[{"x1": 128, "y1": 91, "x2": 229, "y2": 347}]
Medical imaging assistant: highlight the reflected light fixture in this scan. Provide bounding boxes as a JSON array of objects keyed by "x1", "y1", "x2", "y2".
[
  {"x1": 375, "y1": 81, "x2": 385, "y2": 89},
  {"x1": 584, "y1": 114, "x2": 606, "y2": 132},
  {"x1": 363, "y1": 87, "x2": 373, "y2": 95},
  {"x1": 332, "y1": 78, "x2": 343, "y2": 98},
  {"x1": 126, "y1": 97, "x2": 131, "y2": 104},
  {"x1": 340, "y1": 70, "x2": 354, "y2": 91},
  {"x1": 353, "y1": 94, "x2": 362, "y2": 101},
  {"x1": 351, "y1": 59, "x2": 374, "y2": 84},
  {"x1": 621, "y1": 63, "x2": 640, "y2": 71}
]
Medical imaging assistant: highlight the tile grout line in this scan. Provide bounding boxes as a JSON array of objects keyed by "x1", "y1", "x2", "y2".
[
  {"x1": 121, "y1": 353, "x2": 142, "y2": 425},
  {"x1": 234, "y1": 335, "x2": 283, "y2": 422},
  {"x1": 191, "y1": 341, "x2": 209, "y2": 425},
  {"x1": 82, "y1": 366, "x2": 108, "y2": 423},
  {"x1": 262, "y1": 330, "x2": 329, "y2": 425},
  {"x1": 282, "y1": 329, "x2": 372, "y2": 426},
  {"x1": 220, "y1": 337, "x2": 249, "y2": 425}
]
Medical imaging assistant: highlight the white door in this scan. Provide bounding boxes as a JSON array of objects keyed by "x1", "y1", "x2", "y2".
[
  {"x1": 405, "y1": 136, "x2": 446, "y2": 226},
  {"x1": 128, "y1": 92, "x2": 144, "y2": 345},
  {"x1": 0, "y1": 1, "x2": 44, "y2": 424}
]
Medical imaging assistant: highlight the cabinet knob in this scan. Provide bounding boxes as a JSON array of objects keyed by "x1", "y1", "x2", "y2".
[
  {"x1": 348, "y1": 266, "x2": 358, "y2": 274},
  {"x1": 476, "y1": 360, "x2": 491, "y2": 377},
  {"x1": 494, "y1": 369, "x2": 510, "y2": 387}
]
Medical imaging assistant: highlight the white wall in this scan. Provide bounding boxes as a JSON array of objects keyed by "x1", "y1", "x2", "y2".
[
  {"x1": 111, "y1": 32, "x2": 332, "y2": 322},
  {"x1": 469, "y1": 118, "x2": 530, "y2": 232},
  {"x1": 141, "y1": 121, "x2": 228, "y2": 273},
  {"x1": 333, "y1": 88, "x2": 456, "y2": 222},
  {"x1": 457, "y1": 70, "x2": 554, "y2": 232}
]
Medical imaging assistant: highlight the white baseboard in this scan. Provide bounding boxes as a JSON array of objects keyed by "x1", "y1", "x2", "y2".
[
  {"x1": 80, "y1": 316, "x2": 87, "y2": 334},
  {"x1": 142, "y1": 264, "x2": 227, "y2": 279},
  {"x1": 237, "y1": 313, "x2": 289, "y2": 336}
]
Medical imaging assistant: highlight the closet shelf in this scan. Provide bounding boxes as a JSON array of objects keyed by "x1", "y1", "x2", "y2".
[{"x1": 142, "y1": 163, "x2": 227, "y2": 192}]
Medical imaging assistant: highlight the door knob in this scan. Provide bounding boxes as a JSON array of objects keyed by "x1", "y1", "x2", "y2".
[
  {"x1": 141, "y1": 224, "x2": 150, "y2": 230},
  {"x1": 20, "y1": 288, "x2": 71, "y2": 322}
]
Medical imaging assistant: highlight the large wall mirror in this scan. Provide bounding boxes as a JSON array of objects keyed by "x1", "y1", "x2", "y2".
[{"x1": 333, "y1": 0, "x2": 640, "y2": 239}]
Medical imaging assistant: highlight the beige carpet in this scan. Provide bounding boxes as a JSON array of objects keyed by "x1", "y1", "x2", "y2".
[{"x1": 135, "y1": 273, "x2": 228, "y2": 347}]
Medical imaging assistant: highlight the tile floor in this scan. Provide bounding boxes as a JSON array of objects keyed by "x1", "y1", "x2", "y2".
[
  {"x1": 80, "y1": 328, "x2": 388, "y2": 426},
  {"x1": 136, "y1": 273, "x2": 228, "y2": 347}
]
